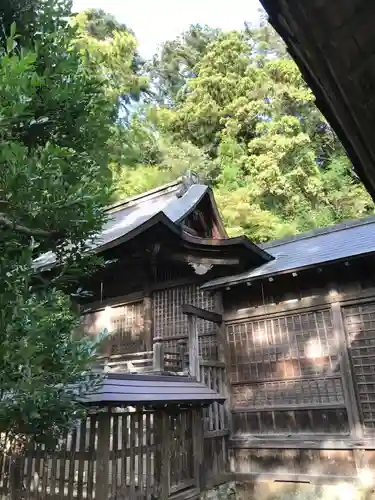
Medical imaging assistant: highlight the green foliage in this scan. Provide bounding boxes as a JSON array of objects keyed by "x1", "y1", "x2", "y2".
[
  {"x1": 72, "y1": 8, "x2": 148, "y2": 110},
  {"x1": 149, "y1": 24, "x2": 220, "y2": 104},
  {"x1": 144, "y1": 23, "x2": 373, "y2": 241},
  {"x1": 112, "y1": 113, "x2": 217, "y2": 199},
  {"x1": 0, "y1": 0, "x2": 115, "y2": 447}
]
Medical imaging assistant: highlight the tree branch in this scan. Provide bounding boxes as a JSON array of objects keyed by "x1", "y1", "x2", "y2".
[{"x1": 0, "y1": 214, "x2": 54, "y2": 238}]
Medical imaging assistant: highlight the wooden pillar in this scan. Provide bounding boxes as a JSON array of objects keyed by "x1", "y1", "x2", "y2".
[
  {"x1": 331, "y1": 301, "x2": 362, "y2": 438},
  {"x1": 96, "y1": 410, "x2": 111, "y2": 499},
  {"x1": 143, "y1": 294, "x2": 153, "y2": 351},
  {"x1": 188, "y1": 314, "x2": 200, "y2": 381},
  {"x1": 154, "y1": 410, "x2": 170, "y2": 498},
  {"x1": 215, "y1": 291, "x2": 233, "y2": 436}
]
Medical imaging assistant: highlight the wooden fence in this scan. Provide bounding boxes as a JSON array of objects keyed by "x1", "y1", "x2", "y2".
[{"x1": 0, "y1": 406, "x2": 205, "y2": 499}]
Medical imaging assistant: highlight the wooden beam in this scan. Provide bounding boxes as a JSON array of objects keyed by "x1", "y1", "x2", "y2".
[
  {"x1": 182, "y1": 304, "x2": 222, "y2": 324},
  {"x1": 229, "y1": 436, "x2": 366, "y2": 450},
  {"x1": 224, "y1": 286, "x2": 375, "y2": 323}
]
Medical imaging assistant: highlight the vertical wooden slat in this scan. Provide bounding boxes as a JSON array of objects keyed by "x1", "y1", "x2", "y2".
[
  {"x1": 145, "y1": 412, "x2": 152, "y2": 497},
  {"x1": 40, "y1": 450, "x2": 49, "y2": 500},
  {"x1": 137, "y1": 412, "x2": 144, "y2": 494},
  {"x1": 76, "y1": 418, "x2": 86, "y2": 498},
  {"x1": 67, "y1": 428, "x2": 77, "y2": 499},
  {"x1": 58, "y1": 430, "x2": 67, "y2": 499},
  {"x1": 49, "y1": 450, "x2": 57, "y2": 498},
  {"x1": 111, "y1": 413, "x2": 118, "y2": 496},
  {"x1": 33, "y1": 445, "x2": 41, "y2": 498},
  {"x1": 120, "y1": 413, "x2": 128, "y2": 496},
  {"x1": 96, "y1": 411, "x2": 110, "y2": 500},
  {"x1": 87, "y1": 415, "x2": 96, "y2": 499},
  {"x1": 129, "y1": 412, "x2": 136, "y2": 498}
]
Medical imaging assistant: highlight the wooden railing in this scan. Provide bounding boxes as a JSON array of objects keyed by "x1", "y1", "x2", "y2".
[{"x1": 95, "y1": 338, "x2": 185, "y2": 375}]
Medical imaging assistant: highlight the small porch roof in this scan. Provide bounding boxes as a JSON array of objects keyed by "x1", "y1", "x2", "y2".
[{"x1": 82, "y1": 373, "x2": 225, "y2": 407}]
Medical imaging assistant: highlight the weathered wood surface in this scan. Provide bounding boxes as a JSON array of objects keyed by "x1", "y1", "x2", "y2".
[
  {"x1": 224, "y1": 258, "x2": 375, "y2": 480},
  {"x1": 181, "y1": 304, "x2": 222, "y2": 324},
  {"x1": 0, "y1": 407, "x2": 207, "y2": 499}
]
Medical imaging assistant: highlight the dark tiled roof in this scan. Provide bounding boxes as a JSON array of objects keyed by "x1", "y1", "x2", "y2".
[
  {"x1": 33, "y1": 180, "x2": 208, "y2": 271},
  {"x1": 202, "y1": 215, "x2": 375, "y2": 289},
  {"x1": 82, "y1": 373, "x2": 225, "y2": 406}
]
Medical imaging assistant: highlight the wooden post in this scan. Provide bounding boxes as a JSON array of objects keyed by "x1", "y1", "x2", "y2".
[
  {"x1": 331, "y1": 301, "x2": 362, "y2": 438},
  {"x1": 143, "y1": 294, "x2": 153, "y2": 351},
  {"x1": 96, "y1": 410, "x2": 111, "y2": 499},
  {"x1": 153, "y1": 338, "x2": 165, "y2": 372},
  {"x1": 215, "y1": 291, "x2": 233, "y2": 436},
  {"x1": 187, "y1": 314, "x2": 200, "y2": 381},
  {"x1": 154, "y1": 410, "x2": 170, "y2": 498},
  {"x1": 177, "y1": 339, "x2": 187, "y2": 373}
]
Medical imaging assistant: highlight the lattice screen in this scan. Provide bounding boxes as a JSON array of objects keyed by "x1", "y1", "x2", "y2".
[
  {"x1": 83, "y1": 301, "x2": 145, "y2": 355},
  {"x1": 343, "y1": 301, "x2": 375, "y2": 432},
  {"x1": 227, "y1": 309, "x2": 347, "y2": 435},
  {"x1": 227, "y1": 310, "x2": 339, "y2": 384},
  {"x1": 152, "y1": 284, "x2": 218, "y2": 359}
]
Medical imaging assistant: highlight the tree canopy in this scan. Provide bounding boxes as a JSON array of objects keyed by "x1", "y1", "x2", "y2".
[{"x1": 114, "y1": 20, "x2": 373, "y2": 242}]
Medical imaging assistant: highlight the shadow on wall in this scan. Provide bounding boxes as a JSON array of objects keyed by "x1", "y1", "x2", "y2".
[{"x1": 236, "y1": 481, "x2": 375, "y2": 500}]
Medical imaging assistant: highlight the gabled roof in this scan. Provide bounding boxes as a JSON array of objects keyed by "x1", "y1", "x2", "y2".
[
  {"x1": 82, "y1": 373, "x2": 225, "y2": 407},
  {"x1": 202, "y1": 215, "x2": 375, "y2": 289},
  {"x1": 259, "y1": 0, "x2": 375, "y2": 199},
  {"x1": 34, "y1": 177, "x2": 272, "y2": 272},
  {"x1": 33, "y1": 178, "x2": 210, "y2": 271}
]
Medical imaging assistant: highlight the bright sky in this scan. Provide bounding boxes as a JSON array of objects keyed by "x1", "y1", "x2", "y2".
[{"x1": 72, "y1": 0, "x2": 263, "y2": 59}]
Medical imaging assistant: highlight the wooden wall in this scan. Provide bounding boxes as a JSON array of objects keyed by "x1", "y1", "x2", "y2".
[
  {"x1": 80, "y1": 256, "x2": 231, "y2": 485},
  {"x1": 222, "y1": 255, "x2": 375, "y2": 482}
]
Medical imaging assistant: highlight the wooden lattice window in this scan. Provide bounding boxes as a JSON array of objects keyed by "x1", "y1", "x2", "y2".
[
  {"x1": 227, "y1": 309, "x2": 348, "y2": 435},
  {"x1": 343, "y1": 301, "x2": 375, "y2": 432},
  {"x1": 227, "y1": 310, "x2": 339, "y2": 384},
  {"x1": 152, "y1": 285, "x2": 218, "y2": 359},
  {"x1": 83, "y1": 301, "x2": 145, "y2": 355}
]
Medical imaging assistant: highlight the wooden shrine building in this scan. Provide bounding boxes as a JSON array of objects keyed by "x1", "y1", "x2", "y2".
[{"x1": 4, "y1": 174, "x2": 375, "y2": 498}]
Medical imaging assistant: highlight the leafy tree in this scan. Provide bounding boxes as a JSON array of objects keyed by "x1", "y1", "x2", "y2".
[
  {"x1": 0, "y1": 0, "x2": 115, "y2": 461},
  {"x1": 72, "y1": 8, "x2": 148, "y2": 112},
  {"x1": 149, "y1": 24, "x2": 220, "y2": 104},
  {"x1": 112, "y1": 112, "x2": 217, "y2": 199},
  {"x1": 153, "y1": 26, "x2": 373, "y2": 240}
]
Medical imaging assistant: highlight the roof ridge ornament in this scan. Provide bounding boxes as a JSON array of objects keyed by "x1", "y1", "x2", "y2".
[{"x1": 177, "y1": 171, "x2": 200, "y2": 198}]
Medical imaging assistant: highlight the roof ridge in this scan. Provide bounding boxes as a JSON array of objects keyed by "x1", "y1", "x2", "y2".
[
  {"x1": 261, "y1": 214, "x2": 375, "y2": 249},
  {"x1": 106, "y1": 179, "x2": 183, "y2": 214}
]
